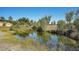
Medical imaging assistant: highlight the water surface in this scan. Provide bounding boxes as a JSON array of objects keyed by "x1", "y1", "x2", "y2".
[{"x1": 16, "y1": 32, "x2": 79, "y2": 51}]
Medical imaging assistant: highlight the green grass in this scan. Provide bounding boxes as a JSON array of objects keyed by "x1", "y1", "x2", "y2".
[
  {"x1": 0, "y1": 27, "x2": 78, "y2": 51},
  {"x1": 58, "y1": 36, "x2": 77, "y2": 47},
  {"x1": 0, "y1": 30, "x2": 48, "y2": 50},
  {"x1": 0, "y1": 32, "x2": 20, "y2": 44},
  {"x1": 21, "y1": 38, "x2": 48, "y2": 50}
]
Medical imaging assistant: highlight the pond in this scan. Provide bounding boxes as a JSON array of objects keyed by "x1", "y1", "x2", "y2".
[{"x1": 16, "y1": 32, "x2": 79, "y2": 51}]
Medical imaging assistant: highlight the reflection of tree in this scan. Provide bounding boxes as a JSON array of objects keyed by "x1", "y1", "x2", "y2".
[
  {"x1": 57, "y1": 36, "x2": 76, "y2": 51},
  {"x1": 37, "y1": 32, "x2": 51, "y2": 44},
  {"x1": 57, "y1": 36, "x2": 65, "y2": 51}
]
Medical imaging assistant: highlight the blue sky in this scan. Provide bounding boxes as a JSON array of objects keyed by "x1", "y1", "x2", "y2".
[{"x1": 0, "y1": 7, "x2": 79, "y2": 22}]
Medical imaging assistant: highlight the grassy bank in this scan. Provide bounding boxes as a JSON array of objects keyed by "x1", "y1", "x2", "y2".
[{"x1": 0, "y1": 28, "x2": 48, "y2": 51}]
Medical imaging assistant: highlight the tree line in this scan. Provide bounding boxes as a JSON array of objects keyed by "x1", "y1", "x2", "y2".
[{"x1": 0, "y1": 9, "x2": 79, "y2": 32}]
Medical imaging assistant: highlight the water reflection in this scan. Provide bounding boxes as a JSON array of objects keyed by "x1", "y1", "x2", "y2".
[{"x1": 16, "y1": 32, "x2": 78, "y2": 51}]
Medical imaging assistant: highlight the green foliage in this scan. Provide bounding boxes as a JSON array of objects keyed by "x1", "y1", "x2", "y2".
[
  {"x1": 8, "y1": 16, "x2": 13, "y2": 23},
  {"x1": 74, "y1": 9, "x2": 79, "y2": 31},
  {"x1": 57, "y1": 20, "x2": 66, "y2": 30},
  {"x1": 0, "y1": 32, "x2": 20, "y2": 44},
  {"x1": 32, "y1": 25, "x2": 37, "y2": 31},
  {"x1": 74, "y1": 18, "x2": 79, "y2": 30},
  {"x1": 41, "y1": 32, "x2": 50, "y2": 43},
  {"x1": 21, "y1": 38, "x2": 48, "y2": 50},
  {"x1": 65, "y1": 11, "x2": 74, "y2": 23},
  {"x1": 17, "y1": 17, "x2": 30, "y2": 25},
  {"x1": 12, "y1": 24, "x2": 33, "y2": 36},
  {"x1": 65, "y1": 11, "x2": 74, "y2": 29},
  {"x1": 37, "y1": 32, "x2": 50, "y2": 43},
  {"x1": 37, "y1": 16, "x2": 51, "y2": 31},
  {"x1": 51, "y1": 21, "x2": 56, "y2": 25},
  {"x1": 58, "y1": 36, "x2": 76, "y2": 47},
  {"x1": 37, "y1": 26, "x2": 43, "y2": 32},
  {"x1": 0, "y1": 16, "x2": 6, "y2": 21}
]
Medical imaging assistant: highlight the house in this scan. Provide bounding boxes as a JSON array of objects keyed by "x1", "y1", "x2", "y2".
[
  {"x1": 0, "y1": 18, "x2": 4, "y2": 27},
  {"x1": 5, "y1": 22, "x2": 13, "y2": 27},
  {"x1": 45, "y1": 24, "x2": 57, "y2": 31},
  {"x1": 0, "y1": 17, "x2": 13, "y2": 27},
  {"x1": 0, "y1": 21, "x2": 4, "y2": 27},
  {"x1": 0, "y1": 21, "x2": 13, "y2": 27}
]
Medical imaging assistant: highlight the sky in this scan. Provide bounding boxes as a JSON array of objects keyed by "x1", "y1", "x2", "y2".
[{"x1": 0, "y1": 7, "x2": 79, "y2": 22}]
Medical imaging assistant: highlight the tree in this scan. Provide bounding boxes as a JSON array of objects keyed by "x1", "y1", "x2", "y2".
[
  {"x1": 44, "y1": 16, "x2": 51, "y2": 24},
  {"x1": 65, "y1": 11, "x2": 74, "y2": 23},
  {"x1": 37, "y1": 16, "x2": 52, "y2": 31},
  {"x1": 74, "y1": 18, "x2": 79, "y2": 30},
  {"x1": 65, "y1": 11, "x2": 74, "y2": 29},
  {"x1": 51, "y1": 21, "x2": 56, "y2": 25},
  {"x1": 74, "y1": 9, "x2": 79, "y2": 31},
  {"x1": 75, "y1": 9, "x2": 79, "y2": 16},
  {"x1": 53, "y1": 21, "x2": 56, "y2": 25},
  {"x1": 18, "y1": 17, "x2": 30, "y2": 25},
  {"x1": 57, "y1": 20, "x2": 66, "y2": 31},
  {"x1": 8, "y1": 16, "x2": 13, "y2": 23},
  {"x1": 0, "y1": 16, "x2": 5, "y2": 21}
]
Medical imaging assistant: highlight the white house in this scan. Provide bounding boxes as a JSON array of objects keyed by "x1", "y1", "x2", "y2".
[
  {"x1": 5, "y1": 22, "x2": 13, "y2": 27},
  {"x1": 0, "y1": 21, "x2": 4, "y2": 27},
  {"x1": 0, "y1": 21, "x2": 13, "y2": 27}
]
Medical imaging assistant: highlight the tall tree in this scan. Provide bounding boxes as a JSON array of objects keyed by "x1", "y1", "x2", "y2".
[
  {"x1": 65, "y1": 11, "x2": 74, "y2": 29},
  {"x1": 18, "y1": 17, "x2": 30, "y2": 25},
  {"x1": 37, "y1": 16, "x2": 52, "y2": 31},
  {"x1": 51, "y1": 21, "x2": 56, "y2": 25},
  {"x1": 65, "y1": 11, "x2": 74, "y2": 23},
  {"x1": 57, "y1": 20, "x2": 66, "y2": 31},
  {"x1": 0, "y1": 16, "x2": 5, "y2": 21},
  {"x1": 74, "y1": 9, "x2": 79, "y2": 31},
  {"x1": 8, "y1": 16, "x2": 13, "y2": 23},
  {"x1": 44, "y1": 16, "x2": 51, "y2": 24},
  {"x1": 74, "y1": 18, "x2": 79, "y2": 30},
  {"x1": 75, "y1": 9, "x2": 79, "y2": 16}
]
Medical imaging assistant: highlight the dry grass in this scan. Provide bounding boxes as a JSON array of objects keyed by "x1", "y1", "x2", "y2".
[{"x1": 0, "y1": 30, "x2": 48, "y2": 51}]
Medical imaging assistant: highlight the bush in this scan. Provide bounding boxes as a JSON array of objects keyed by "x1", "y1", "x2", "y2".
[
  {"x1": 37, "y1": 27, "x2": 43, "y2": 32},
  {"x1": 12, "y1": 24, "x2": 33, "y2": 36},
  {"x1": 32, "y1": 26, "x2": 37, "y2": 31}
]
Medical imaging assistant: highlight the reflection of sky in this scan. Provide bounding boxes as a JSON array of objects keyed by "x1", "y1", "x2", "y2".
[
  {"x1": 50, "y1": 35, "x2": 58, "y2": 45},
  {"x1": 29, "y1": 32, "x2": 43, "y2": 43},
  {"x1": 29, "y1": 32, "x2": 37, "y2": 40},
  {"x1": 0, "y1": 7, "x2": 79, "y2": 22}
]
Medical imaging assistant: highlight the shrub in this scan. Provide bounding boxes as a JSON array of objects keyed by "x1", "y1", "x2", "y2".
[
  {"x1": 12, "y1": 24, "x2": 33, "y2": 36},
  {"x1": 37, "y1": 27, "x2": 43, "y2": 32}
]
